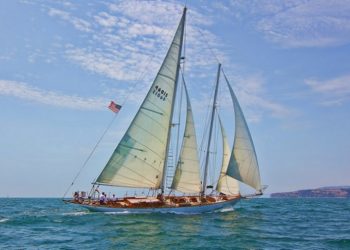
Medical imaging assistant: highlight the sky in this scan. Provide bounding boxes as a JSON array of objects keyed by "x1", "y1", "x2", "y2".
[{"x1": 0, "y1": 0, "x2": 350, "y2": 197}]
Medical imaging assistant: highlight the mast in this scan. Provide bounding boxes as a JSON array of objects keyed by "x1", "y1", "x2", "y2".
[
  {"x1": 202, "y1": 63, "x2": 221, "y2": 196},
  {"x1": 216, "y1": 114, "x2": 240, "y2": 195},
  {"x1": 96, "y1": 7, "x2": 187, "y2": 190},
  {"x1": 160, "y1": 7, "x2": 187, "y2": 194},
  {"x1": 171, "y1": 80, "x2": 202, "y2": 194}
]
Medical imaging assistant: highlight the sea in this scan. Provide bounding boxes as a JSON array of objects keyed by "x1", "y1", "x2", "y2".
[{"x1": 0, "y1": 198, "x2": 349, "y2": 249}]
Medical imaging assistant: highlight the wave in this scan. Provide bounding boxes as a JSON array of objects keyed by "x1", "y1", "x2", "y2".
[
  {"x1": 104, "y1": 211, "x2": 132, "y2": 215},
  {"x1": 0, "y1": 218, "x2": 9, "y2": 223},
  {"x1": 62, "y1": 211, "x2": 90, "y2": 216},
  {"x1": 217, "y1": 207, "x2": 235, "y2": 213}
]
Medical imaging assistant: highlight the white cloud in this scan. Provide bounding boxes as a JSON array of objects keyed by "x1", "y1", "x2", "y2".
[
  {"x1": 228, "y1": 0, "x2": 350, "y2": 48},
  {"x1": 0, "y1": 80, "x2": 106, "y2": 110},
  {"x1": 306, "y1": 75, "x2": 350, "y2": 93},
  {"x1": 223, "y1": 73, "x2": 292, "y2": 121},
  {"x1": 48, "y1": 8, "x2": 91, "y2": 32},
  {"x1": 94, "y1": 12, "x2": 118, "y2": 27},
  {"x1": 305, "y1": 74, "x2": 350, "y2": 105},
  {"x1": 65, "y1": 48, "x2": 133, "y2": 81},
  {"x1": 104, "y1": 0, "x2": 220, "y2": 75},
  {"x1": 191, "y1": 72, "x2": 292, "y2": 122},
  {"x1": 108, "y1": 0, "x2": 182, "y2": 26},
  {"x1": 44, "y1": 0, "x2": 222, "y2": 82},
  {"x1": 65, "y1": 47, "x2": 161, "y2": 83},
  {"x1": 41, "y1": 0, "x2": 289, "y2": 120}
]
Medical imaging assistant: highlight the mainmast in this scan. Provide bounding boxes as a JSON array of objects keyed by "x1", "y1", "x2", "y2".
[
  {"x1": 96, "y1": 7, "x2": 187, "y2": 190},
  {"x1": 160, "y1": 7, "x2": 187, "y2": 194},
  {"x1": 201, "y1": 63, "x2": 221, "y2": 196}
]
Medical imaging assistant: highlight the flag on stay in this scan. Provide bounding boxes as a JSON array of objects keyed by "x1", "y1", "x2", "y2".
[{"x1": 108, "y1": 101, "x2": 122, "y2": 113}]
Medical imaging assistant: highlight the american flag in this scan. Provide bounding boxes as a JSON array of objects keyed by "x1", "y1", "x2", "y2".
[{"x1": 108, "y1": 101, "x2": 122, "y2": 113}]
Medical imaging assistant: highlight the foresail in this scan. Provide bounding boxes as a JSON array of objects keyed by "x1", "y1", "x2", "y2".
[
  {"x1": 225, "y1": 77, "x2": 262, "y2": 192},
  {"x1": 96, "y1": 11, "x2": 186, "y2": 189},
  {"x1": 216, "y1": 115, "x2": 240, "y2": 195},
  {"x1": 171, "y1": 82, "x2": 201, "y2": 193}
]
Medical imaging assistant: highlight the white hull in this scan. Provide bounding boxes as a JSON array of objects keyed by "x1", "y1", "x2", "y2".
[{"x1": 79, "y1": 198, "x2": 240, "y2": 214}]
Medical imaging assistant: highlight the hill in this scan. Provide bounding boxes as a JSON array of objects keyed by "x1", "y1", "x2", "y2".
[{"x1": 271, "y1": 186, "x2": 350, "y2": 198}]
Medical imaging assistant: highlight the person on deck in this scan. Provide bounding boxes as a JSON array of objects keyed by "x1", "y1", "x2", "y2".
[
  {"x1": 110, "y1": 194, "x2": 117, "y2": 202},
  {"x1": 73, "y1": 191, "x2": 79, "y2": 201},
  {"x1": 99, "y1": 192, "x2": 106, "y2": 204}
]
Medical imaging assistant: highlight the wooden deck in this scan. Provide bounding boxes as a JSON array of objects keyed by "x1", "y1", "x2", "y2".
[{"x1": 67, "y1": 194, "x2": 241, "y2": 209}]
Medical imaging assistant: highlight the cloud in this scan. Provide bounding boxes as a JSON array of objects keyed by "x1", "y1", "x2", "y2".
[
  {"x1": 65, "y1": 47, "x2": 161, "y2": 83},
  {"x1": 0, "y1": 80, "x2": 106, "y2": 110},
  {"x1": 104, "y1": 0, "x2": 221, "y2": 75},
  {"x1": 223, "y1": 73, "x2": 292, "y2": 121},
  {"x1": 191, "y1": 72, "x2": 292, "y2": 122},
  {"x1": 65, "y1": 48, "x2": 134, "y2": 81},
  {"x1": 305, "y1": 74, "x2": 350, "y2": 105},
  {"x1": 94, "y1": 12, "x2": 118, "y2": 27},
  {"x1": 228, "y1": 0, "x2": 350, "y2": 48},
  {"x1": 48, "y1": 8, "x2": 91, "y2": 32},
  {"x1": 40, "y1": 1, "x2": 289, "y2": 120},
  {"x1": 43, "y1": 0, "x2": 222, "y2": 83}
]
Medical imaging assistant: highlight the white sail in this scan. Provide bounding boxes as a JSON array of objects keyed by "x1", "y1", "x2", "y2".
[
  {"x1": 216, "y1": 115, "x2": 240, "y2": 195},
  {"x1": 171, "y1": 82, "x2": 201, "y2": 193},
  {"x1": 96, "y1": 11, "x2": 186, "y2": 189},
  {"x1": 225, "y1": 77, "x2": 262, "y2": 191}
]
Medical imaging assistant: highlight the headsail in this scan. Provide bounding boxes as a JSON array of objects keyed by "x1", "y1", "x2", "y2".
[
  {"x1": 96, "y1": 10, "x2": 186, "y2": 189},
  {"x1": 171, "y1": 82, "x2": 201, "y2": 193},
  {"x1": 224, "y1": 75, "x2": 262, "y2": 192},
  {"x1": 216, "y1": 115, "x2": 240, "y2": 195}
]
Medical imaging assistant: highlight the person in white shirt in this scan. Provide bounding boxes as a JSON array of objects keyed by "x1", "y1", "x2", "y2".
[
  {"x1": 110, "y1": 194, "x2": 117, "y2": 202},
  {"x1": 99, "y1": 192, "x2": 106, "y2": 204}
]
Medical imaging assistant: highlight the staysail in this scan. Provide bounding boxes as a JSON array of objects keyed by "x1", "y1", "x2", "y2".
[
  {"x1": 216, "y1": 115, "x2": 240, "y2": 195},
  {"x1": 96, "y1": 10, "x2": 186, "y2": 189},
  {"x1": 171, "y1": 82, "x2": 201, "y2": 193},
  {"x1": 224, "y1": 75, "x2": 262, "y2": 192}
]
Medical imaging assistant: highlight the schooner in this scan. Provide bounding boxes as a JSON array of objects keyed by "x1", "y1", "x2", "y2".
[{"x1": 67, "y1": 7, "x2": 264, "y2": 214}]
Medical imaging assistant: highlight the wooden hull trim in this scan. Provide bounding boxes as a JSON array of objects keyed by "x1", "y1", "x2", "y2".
[{"x1": 75, "y1": 197, "x2": 240, "y2": 214}]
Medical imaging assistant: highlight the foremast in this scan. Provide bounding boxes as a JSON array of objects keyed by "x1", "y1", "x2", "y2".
[
  {"x1": 201, "y1": 63, "x2": 221, "y2": 197},
  {"x1": 160, "y1": 7, "x2": 187, "y2": 194},
  {"x1": 170, "y1": 80, "x2": 202, "y2": 194}
]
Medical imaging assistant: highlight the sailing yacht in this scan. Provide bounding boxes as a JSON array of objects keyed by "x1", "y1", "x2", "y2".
[{"x1": 67, "y1": 7, "x2": 264, "y2": 214}]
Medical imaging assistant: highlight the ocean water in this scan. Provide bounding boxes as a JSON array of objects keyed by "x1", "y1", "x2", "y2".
[{"x1": 0, "y1": 198, "x2": 349, "y2": 249}]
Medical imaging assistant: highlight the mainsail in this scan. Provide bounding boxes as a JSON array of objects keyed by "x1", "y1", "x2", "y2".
[
  {"x1": 171, "y1": 82, "x2": 201, "y2": 193},
  {"x1": 224, "y1": 75, "x2": 262, "y2": 191},
  {"x1": 96, "y1": 10, "x2": 186, "y2": 189},
  {"x1": 216, "y1": 115, "x2": 240, "y2": 195}
]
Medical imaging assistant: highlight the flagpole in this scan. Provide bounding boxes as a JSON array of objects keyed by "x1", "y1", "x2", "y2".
[{"x1": 62, "y1": 106, "x2": 120, "y2": 200}]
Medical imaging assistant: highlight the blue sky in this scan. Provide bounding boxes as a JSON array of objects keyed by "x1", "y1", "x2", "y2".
[{"x1": 1, "y1": 0, "x2": 349, "y2": 197}]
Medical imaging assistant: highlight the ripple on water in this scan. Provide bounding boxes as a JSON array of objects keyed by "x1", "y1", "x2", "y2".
[
  {"x1": 62, "y1": 211, "x2": 90, "y2": 216},
  {"x1": 0, "y1": 218, "x2": 9, "y2": 223},
  {"x1": 0, "y1": 198, "x2": 349, "y2": 249}
]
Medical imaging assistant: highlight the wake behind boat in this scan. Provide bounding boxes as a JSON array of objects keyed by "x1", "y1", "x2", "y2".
[{"x1": 65, "y1": 7, "x2": 264, "y2": 214}]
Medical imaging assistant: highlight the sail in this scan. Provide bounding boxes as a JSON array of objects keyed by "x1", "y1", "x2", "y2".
[
  {"x1": 216, "y1": 115, "x2": 240, "y2": 195},
  {"x1": 96, "y1": 10, "x2": 186, "y2": 189},
  {"x1": 225, "y1": 77, "x2": 262, "y2": 191},
  {"x1": 171, "y1": 82, "x2": 201, "y2": 193}
]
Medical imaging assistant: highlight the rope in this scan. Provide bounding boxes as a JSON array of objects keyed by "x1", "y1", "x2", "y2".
[
  {"x1": 62, "y1": 114, "x2": 118, "y2": 199},
  {"x1": 197, "y1": 29, "x2": 221, "y2": 65},
  {"x1": 62, "y1": 10, "x2": 185, "y2": 199}
]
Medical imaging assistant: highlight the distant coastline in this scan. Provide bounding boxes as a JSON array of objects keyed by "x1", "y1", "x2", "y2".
[{"x1": 271, "y1": 186, "x2": 350, "y2": 198}]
